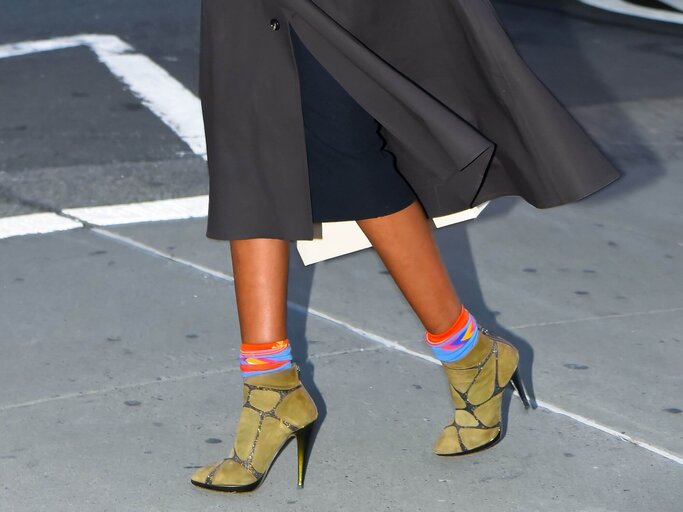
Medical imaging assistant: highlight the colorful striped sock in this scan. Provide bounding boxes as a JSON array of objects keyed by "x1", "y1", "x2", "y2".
[
  {"x1": 424, "y1": 306, "x2": 479, "y2": 363},
  {"x1": 239, "y1": 338, "x2": 293, "y2": 378}
]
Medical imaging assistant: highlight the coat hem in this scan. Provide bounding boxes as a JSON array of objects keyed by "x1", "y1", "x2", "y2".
[
  {"x1": 205, "y1": 224, "x2": 320, "y2": 242},
  {"x1": 471, "y1": 168, "x2": 621, "y2": 210}
]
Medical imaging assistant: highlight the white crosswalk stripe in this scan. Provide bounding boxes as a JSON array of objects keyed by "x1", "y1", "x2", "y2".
[
  {"x1": 0, "y1": 34, "x2": 209, "y2": 240},
  {"x1": 62, "y1": 196, "x2": 208, "y2": 227},
  {"x1": 0, "y1": 212, "x2": 83, "y2": 239}
]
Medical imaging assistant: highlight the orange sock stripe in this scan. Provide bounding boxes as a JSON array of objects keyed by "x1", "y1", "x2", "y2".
[
  {"x1": 425, "y1": 305, "x2": 469, "y2": 344},
  {"x1": 240, "y1": 339, "x2": 289, "y2": 353}
]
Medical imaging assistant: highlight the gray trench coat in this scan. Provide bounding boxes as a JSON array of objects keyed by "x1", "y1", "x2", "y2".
[{"x1": 199, "y1": 0, "x2": 620, "y2": 242}]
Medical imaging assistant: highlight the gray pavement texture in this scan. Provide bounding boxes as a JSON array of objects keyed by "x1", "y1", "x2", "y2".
[{"x1": 1, "y1": 1, "x2": 683, "y2": 511}]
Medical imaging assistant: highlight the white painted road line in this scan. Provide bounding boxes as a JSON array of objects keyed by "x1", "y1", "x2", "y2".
[
  {"x1": 63, "y1": 195, "x2": 208, "y2": 226},
  {"x1": 0, "y1": 34, "x2": 87, "y2": 58},
  {"x1": 578, "y1": 0, "x2": 683, "y2": 23},
  {"x1": 0, "y1": 212, "x2": 83, "y2": 239},
  {"x1": 0, "y1": 34, "x2": 206, "y2": 157},
  {"x1": 0, "y1": 195, "x2": 210, "y2": 240}
]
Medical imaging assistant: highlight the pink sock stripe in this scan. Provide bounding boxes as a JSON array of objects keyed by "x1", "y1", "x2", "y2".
[
  {"x1": 241, "y1": 347, "x2": 287, "y2": 357},
  {"x1": 425, "y1": 323, "x2": 468, "y2": 346}
]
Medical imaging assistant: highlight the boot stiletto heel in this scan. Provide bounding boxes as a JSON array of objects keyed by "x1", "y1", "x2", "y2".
[
  {"x1": 295, "y1": 422, "x2": 314, "y2": 488},
  {"x1": 510, "y1": 368, "x2": 531, "y2": 409}
]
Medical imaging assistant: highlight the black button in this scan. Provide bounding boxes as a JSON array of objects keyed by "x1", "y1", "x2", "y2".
[{"x1": 270, "y1": 18, "x2": 280, "y2": 31}]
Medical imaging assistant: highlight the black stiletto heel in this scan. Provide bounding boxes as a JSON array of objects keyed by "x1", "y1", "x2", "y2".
[
  {"x1": 295, "y1": 422, "x2": 314, "y2": 488},
  {"x1": 510, "y1": 369, "x2": 531, "y2": 409}
]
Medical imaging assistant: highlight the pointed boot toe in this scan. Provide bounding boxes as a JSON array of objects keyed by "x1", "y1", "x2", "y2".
[
  {"x1": 433, "y1": 425, "x2": 462, "y2": 455},
  {"x1": 191, "y1": 457, "x2": 259, "y2": 491},
  {"x1": 190, "y1": 461, "x2": 221, "y2": 486}
]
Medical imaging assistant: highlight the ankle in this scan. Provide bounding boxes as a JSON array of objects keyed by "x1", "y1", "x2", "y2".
[
  {"x1": 239, "y1": 338, "x2": 293, "y2": 378},
  {"x1": 424, "y1": 306, "x2": 479, "y2": 363}
]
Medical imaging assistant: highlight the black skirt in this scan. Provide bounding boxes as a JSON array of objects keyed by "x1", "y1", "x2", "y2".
[{"x1": 290, "y1": 28, "x2": 417, "y2": 224}]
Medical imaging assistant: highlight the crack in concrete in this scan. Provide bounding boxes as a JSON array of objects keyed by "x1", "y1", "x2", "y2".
[{"x1": 510, "y1": 307, "x2": 683, "y2": 329}]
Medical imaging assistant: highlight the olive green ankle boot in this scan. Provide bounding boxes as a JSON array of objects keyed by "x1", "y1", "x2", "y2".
[
  {"x1": 191, "y1": 364, "x2": 318, "y2": 492},
  {"x1": 433, "y1": 326, "x2": 529, "y2": 456}
]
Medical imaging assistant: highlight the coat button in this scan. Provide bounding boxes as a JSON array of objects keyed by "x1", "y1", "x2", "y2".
[{"x1": 270, "y1": 18, "x2": 280, "y2": 31}]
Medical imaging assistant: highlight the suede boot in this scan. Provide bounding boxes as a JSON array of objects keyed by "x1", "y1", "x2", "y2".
[
  {"x1": 433, "y1": 326, "x2": 529, "y2": 455},
  {"x1": 191, "y1": 364, "x2": 318, "y2": 491}
]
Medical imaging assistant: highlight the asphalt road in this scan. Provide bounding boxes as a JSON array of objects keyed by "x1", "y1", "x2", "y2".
[{"x1": 1, "y1": 2, "x2": 682, "y2": 511}]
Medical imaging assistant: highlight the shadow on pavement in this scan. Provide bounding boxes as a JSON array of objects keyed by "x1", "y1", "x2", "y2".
[{"x1": 286, "y1": 258, "x2": 328, "y2": 462}]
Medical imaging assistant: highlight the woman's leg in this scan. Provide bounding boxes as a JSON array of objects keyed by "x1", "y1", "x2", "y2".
[
  {"x1": 358, "y1": 198, "x2": 528, "y2": 456},
  {"x1": 191, "y1": 238, "x2": 318, "y2": 491},
  {"x1": 230, "y1": 238, "x2": 289, "y2": 343},
  {"x1": 355, "y1": 198, "x2": 462, "y2": 334}
]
